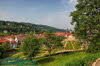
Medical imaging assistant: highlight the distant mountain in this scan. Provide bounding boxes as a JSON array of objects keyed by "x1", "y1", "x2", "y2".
[
  {"x1": 0, "y1": 20, "x2": 66, "y2": 34},
  {"x1": 32, "y1": 24, "x2": 66, "y2": 32}
]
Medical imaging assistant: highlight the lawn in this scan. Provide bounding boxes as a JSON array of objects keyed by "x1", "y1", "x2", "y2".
[
  {"x1": 1, "y1": 51, "x2": 100, "y2": 66},
  {"x1": 35, "y1": 52, "x2": 100, "y2": 66}
]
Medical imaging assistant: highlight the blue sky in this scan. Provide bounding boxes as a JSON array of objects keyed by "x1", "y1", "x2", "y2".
[{"x1": 0, "y1": 0, "x2": 77, "y2": 29}]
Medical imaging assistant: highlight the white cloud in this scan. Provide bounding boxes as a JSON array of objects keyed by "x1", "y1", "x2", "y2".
[
  {"x1": 36, "y1": 11, "x2": 74, "y2": 29},
  {"x1": 61, "y1": 0, "x2": 77, "y2": 3},
  {"x1": 0, "y1": 10, "x2": 74, "y2": 29},
  {"x1": 60, "y1": 0, "x2": 77, "y2": 12},
  {"x1": 0, "y1": 0, "x2": 75, "y2": 29},
  {"x1": 69, "y1": 0, "x2": 77, "y2": 3},
  {"x1": 0, "y1": 10, "x2": 31, "y2": 22}
]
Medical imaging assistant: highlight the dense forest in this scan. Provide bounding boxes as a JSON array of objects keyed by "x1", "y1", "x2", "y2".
[{"x1": 0, "y1": 20, "x2": 66, "y2": 34}]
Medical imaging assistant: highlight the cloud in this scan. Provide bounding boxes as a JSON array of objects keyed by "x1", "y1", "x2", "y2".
[
  {"x1": 0, "y1": 10, "x2": 74, "y2": 29},
  {"x1": 0, "y1": 10, "x2": 31, "y2": 22},
  {"x1": 36, "y1": 11, "x2": 74, "y2": 29},
  {"x1": 60, "y1": 0, "x2": 77, "y2": 11},
  {"x1": 69, "y1": 0, "x2": 77, "y2": 3},
  {"x1": 61, "y1": 0, "x2": 77, "y2": 3},
  {"x1": 0, "y1": 0, "x2": 76, "y2": 29}
]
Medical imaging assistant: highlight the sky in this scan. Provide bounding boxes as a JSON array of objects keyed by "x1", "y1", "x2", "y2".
[{"x1": 0, "y1": 0, "x2": 77, "y2": 29}]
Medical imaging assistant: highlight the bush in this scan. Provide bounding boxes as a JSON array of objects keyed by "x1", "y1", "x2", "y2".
[
  {"x1": 2, "y1": 41, "x2": 9, "y2": 51},
  {"x1": 20, "y1": 36, "x2": 42, "y2": 60},
  {"x1": 0, "y1": 46, "x2": 5, "y2": 58},
  {"x1": 66, "y1": 52, "x2": 100, "y2": 66},
  {"x1": 87, "y1": 37, "x2": 100, "y2": 53}
]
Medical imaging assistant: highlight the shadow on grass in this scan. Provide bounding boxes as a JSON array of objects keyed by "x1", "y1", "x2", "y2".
[
  {"x1": 38, "y1": 57, "x2": 55, "y2": 64},
  {"x1": 1, "y1": 49, "x2": 19, "y2": 59},
  {"x1": 36, "y1": 51, "x2": 85, "y2": 65},
  {"x1": 37, "y1": 52, "x2": 77, "y2": 64}
]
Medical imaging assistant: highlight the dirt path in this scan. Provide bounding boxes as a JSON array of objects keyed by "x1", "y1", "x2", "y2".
[
  {"x1": 56, "y1": 49, "x2": 83, "y2": 54},
  {"x1": 92, "y1": 58, "x2": 100, "y2": 66}
]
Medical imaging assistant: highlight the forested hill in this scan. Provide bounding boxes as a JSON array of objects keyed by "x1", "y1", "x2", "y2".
[
  {"x1": 0, "y1": 20, "x2": 66, "y2": 34},
  {"x1": 32, "y1": 24, "x2": 66, "y2": 32}
]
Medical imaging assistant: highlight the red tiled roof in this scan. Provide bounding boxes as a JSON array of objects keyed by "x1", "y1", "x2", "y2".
[
  {"x1": 4, "y1": 36, "x2": 12, "y2": 39},
  {"x1": 12, "y1": 41, "x2": 16, "y2": 43},
  {"x1": 0, "y1": 39, "x2": 9, "y2": 42},
  {"x1": 0, "y1": 39, "x2": 16, "y2": 43},
  {"x1": 54, "y1": 32, "x2": 66, "y2": 36},
  {"x1": 66, "y1": 33, "x2": 73, "y2": 36},
  {"x1": 38, "y1": 34, "x2": 45, "y2": 38}
]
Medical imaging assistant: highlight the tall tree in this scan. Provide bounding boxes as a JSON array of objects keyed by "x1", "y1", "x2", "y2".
[
  {"x1": 0, "y1": 46, "x2": 5, "y2": 58},
  {"x1": 42, "y1": 32, "x2": 65, "y2": 55},
  {"x1": 71, "y1": 0, "x2": 100, "y2": 52},
  {"x1": 2, "y1": 41, "x2": 9, "y2": 52},
  {"x1": 20, "y1": 36, "x2": 41, "y2": 60}
]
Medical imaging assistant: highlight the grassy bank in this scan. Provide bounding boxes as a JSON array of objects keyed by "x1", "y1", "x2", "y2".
[
  {"x1": 1, "y1": 51, "x2": 100, "y2": 66},
  {"x1": 35, "y1": 52, "x2": 100, "y2": 66}
]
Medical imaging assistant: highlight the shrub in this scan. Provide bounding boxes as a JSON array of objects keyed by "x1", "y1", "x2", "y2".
[
  {"x1": 0, "y1": 46, "x2": 5, "y2": 58},
  {"x1": 20, "y1": 36, "x2": 42, "y2": 60},
  {"x1": 2, "y1": 41, "x2": 9, "y2": 51}
]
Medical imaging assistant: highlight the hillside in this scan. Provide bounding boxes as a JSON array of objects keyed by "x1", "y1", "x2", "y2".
[
  {"x1": 32, "y1": 24, "x2": 66, "y2": 32},
  {"x1": 0, "y1": 20, "x2": 66, "y2": 34}
]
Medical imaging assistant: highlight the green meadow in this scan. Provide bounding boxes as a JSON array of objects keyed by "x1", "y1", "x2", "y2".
[{"x1": 1, "y1": 51, "x2": 99, "y2": 66}]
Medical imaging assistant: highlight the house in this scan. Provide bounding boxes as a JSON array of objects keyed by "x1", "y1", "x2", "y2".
[
  {"x1": 3, "y1": 30, "x2": 8, "y2": 33},
  {"x1": 13, "y1": 34, "x2": 27, "y2": 46},
  {"x1": 54, "y1": 32, "x2": 66, "y2": 37},
  {"x1": 54, "y1": 31, "x2": 75, "y2": 38},
  {"x1": 0, "y1": 36, "x2": 4, "y2": 39},
  {"x1": 4, "y1": 36, "x2": 14, "y2": 41},
  {"x1": 0, "y1": 34, "x2": 27, "y2": 48},
  {"x1": 0, "y1": 36, "x2": 17, "y2": 48},
  {"x1": 65, "y1": 31, "x2": 75, "y2": 38},
  {"x1": 0, "y1": 39, "x2": 16, "y2": 48},
  {"x1": 38, "y1": 34, "x2": 45, "y2": 38},
  {"x1": 38, "y1": 31, "x2": 75, "y2": 38},
  {"x1": 0, "y1": 39, "x2": 8, "y2": 46}
]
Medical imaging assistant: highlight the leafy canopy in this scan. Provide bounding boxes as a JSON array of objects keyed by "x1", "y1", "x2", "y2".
[{"x1": 71, "y1": 0, "x2": 100, "y2": 52}]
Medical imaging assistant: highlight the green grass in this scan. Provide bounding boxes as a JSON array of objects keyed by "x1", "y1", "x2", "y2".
[
  {"x1": 63, "y1": 41, "x2": 81, "y2": 50},
  {"x1": 34, "y1": 52, "x2": 100, "y2": 66},
  {"x1": 1, "y1": 51, "x2": 100, "y2": 66}
]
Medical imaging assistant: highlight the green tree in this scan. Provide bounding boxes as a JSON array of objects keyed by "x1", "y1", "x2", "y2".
[
  {"x1": 20, "y1": 36, "x2": 41, "y2": 60},
  {"x1": 71, "y1": 0, "x2": 100, "y2": 52},
  {"x1": 0, "y1": 42, "x2": 9, "y2": 58},
  {"x1": 2, "y1": 41, "x2": 9, "y2": 51},
  {"x1": 42, "y1": 32, "x2": 65, "y2": 55},
  {"x1": 0, "y1": 46, "x2": 5, "y2": 58}
]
